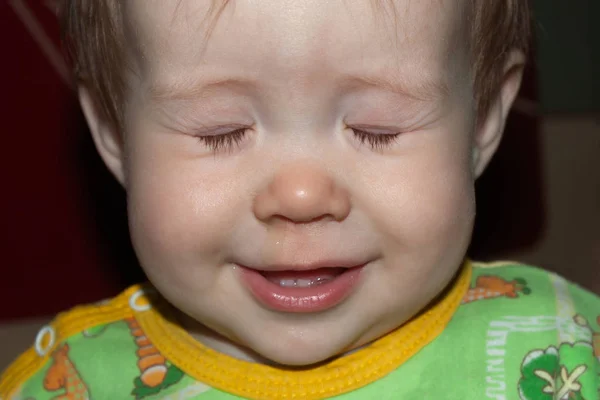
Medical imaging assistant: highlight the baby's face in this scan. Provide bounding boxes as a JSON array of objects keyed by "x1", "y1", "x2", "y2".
[{"x1": 123, "y1": 0, "x2": 476, "y2": 365}]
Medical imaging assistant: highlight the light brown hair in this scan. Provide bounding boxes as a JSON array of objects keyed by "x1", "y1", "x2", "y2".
[{"x1": 60, "y1": 0, "x2": 531, "y2": 130}]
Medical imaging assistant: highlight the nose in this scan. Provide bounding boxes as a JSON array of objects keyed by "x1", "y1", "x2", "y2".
[{"x1": 253, "y1": 162, "x2": 351, "y2": 223}]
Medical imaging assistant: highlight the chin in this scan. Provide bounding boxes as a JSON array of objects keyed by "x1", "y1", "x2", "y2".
[
  {"x1": 246, "y1": 331, "x2": 356, "y2": 367},
  {"x1": 261, "y1": 348, "x2": 341, "y2": 367}
]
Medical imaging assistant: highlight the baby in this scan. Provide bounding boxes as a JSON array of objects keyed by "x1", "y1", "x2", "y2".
[{"x1": 2, "y1": 1, "x2": 599, "y2": 399}]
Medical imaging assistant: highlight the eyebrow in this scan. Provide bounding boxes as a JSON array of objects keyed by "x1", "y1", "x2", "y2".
[
  {"x1": 149, "y1": 78, "x2": 255, "y2": 103},
  {"x1": 340, "y1": 73, "x2": 450, "y2": 102},
  {"x1": 149, "y1": 72, "x2": 449, "y2": 104}
]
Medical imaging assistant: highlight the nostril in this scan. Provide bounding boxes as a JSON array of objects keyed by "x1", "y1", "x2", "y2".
[{"x1": 273, "y1": 214, "x2": 336, "y2": 225}]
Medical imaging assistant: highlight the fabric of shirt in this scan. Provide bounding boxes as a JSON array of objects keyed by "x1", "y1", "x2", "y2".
[{"x1": 0, "y1": 261, "x2": 598, "y2": 400}]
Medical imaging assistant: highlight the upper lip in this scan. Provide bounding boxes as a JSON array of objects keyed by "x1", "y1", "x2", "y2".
[{"x1": 239, "y1": 260, "x2": 368, "y2": 272}]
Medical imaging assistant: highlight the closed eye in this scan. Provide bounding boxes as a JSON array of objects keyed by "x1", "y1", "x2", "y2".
[
  {"x1": 350, "y1": 128, "x2": 402, "y2": 150},
  {"x1": 194, "y1": 126, "x2": 402, "y2": 153},
  {"x1": 195, "y1": 128, "x2": 250, "y2": 152}
]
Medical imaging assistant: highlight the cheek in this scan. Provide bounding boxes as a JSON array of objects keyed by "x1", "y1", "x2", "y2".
[
  {"x1": 364, "y1": 140, "x2": 475, "y2": 252},
  {"x1": 124, "y1": 134, "x2": 243, "y2": 278},
  {"x1": 355, "y1": 137, "x2": 475, "y2": 313},
  {"x1": 414, "y1": 150, "x2": 474, "y2": 237}
]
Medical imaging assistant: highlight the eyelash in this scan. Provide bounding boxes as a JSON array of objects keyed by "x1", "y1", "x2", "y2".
[
  {"x1": 350, "y1": 128, "x2": 401, "y2": 150},
  {"x1": 196, "y1": 127, "x2": 401, "y2": 152},
  {"x1": 196, "y1": 129, "x2": 249, "y2": 152}
]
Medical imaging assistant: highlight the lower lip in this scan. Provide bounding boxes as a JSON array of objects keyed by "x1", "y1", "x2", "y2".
[{"x1": 239, "y1": 265, "x2": 365, "y2": 313}]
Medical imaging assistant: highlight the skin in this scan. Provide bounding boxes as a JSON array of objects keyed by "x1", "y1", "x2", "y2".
[{"x1": 81, "y1": 0, "x2": 525, "y2": 366}]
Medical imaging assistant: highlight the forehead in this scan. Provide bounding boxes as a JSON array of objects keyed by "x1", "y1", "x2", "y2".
[{"x1": 124, "y1": 0, "x2": 469, "y2": 91}]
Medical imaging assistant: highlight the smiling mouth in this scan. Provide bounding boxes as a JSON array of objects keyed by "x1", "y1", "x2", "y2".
[
  {"x1": 239, "y1": 264, "x2": 365, "y2": 313},
  {"x1": 259, "y1": 268, "x2": 346, "y2": 288}
]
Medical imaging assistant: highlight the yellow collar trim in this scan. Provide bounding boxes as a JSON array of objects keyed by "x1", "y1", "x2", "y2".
[{"x1": 136, "y1": 260, "x2": 472, "y2": 400}]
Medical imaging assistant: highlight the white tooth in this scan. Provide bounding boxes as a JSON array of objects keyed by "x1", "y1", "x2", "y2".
[
  {"x1": 295, "y1": 279, "x2": 313, "y2": 288},
  {"x1": 278, "y1": 279, "x2": 297, "y2": 287},
  {"x1": 276, "y1": 277, "x2": 335, "y2": 288}
]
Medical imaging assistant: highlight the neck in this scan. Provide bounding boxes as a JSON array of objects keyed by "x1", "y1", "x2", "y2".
[
  {"x1": 176, "y1": 310, "x2": 368, "y2": 368},
  {"x1": 177, "y1": 312, "x2": 280, "y2": 366}
]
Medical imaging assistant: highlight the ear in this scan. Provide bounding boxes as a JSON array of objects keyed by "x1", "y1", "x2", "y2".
[
  {"x1": 472, "y1": 50, "x2": 527, "y2": 178},
  {"x1": 79, "y1": 87, "x2": 127, "y2": 186}
]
